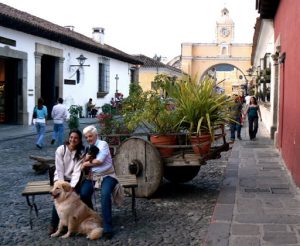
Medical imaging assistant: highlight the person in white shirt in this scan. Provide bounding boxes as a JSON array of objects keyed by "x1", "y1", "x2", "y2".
[
  {"x1": 245, "y1": 94, "x2": 251, "y2": 106},
  {"x1": 51, "y1": 98, "x2": 68, "y2": 146},
  {"x1": 82, "y1": 125, "x2": 118, "y2": 240}
]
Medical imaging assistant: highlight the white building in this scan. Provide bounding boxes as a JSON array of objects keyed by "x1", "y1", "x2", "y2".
[
  {"x1": 251, "y1": 18, "x2": 277, "y2": 139},
  {"x1": 0, "y1": 3, "x2": 142, "y2": 125}
]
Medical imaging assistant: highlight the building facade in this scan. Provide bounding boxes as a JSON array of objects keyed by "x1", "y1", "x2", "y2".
[
  {"x1": 251, "y1": 18, "x2": 277, "y2": 139},
  {"x1": 254, "y1": 0, "x2": 300, "y2": 186},
  {"x1": 133, "y1": 55, "x2": 182, "y2": 92},
  {"x1": 0, "y1": 3, "x2": 142, "y2": 125},
  {"x1": 180, "y1": 8, "x2": 253, "y2": 95}
]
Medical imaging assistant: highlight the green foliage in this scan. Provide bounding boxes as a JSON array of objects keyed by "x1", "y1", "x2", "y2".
[
  {"x1": 151, "y1": 74, "x2": 176, "y2": 93},
  {"x1": 102, "y1": 103, "x2": 117, "y2": 115},
  {"x1": 121, "y1": 83, "x2": 148, "y2": 132},
  {"x1": 165, "y1": 75, "x2": 234, "y2": 137},
  {"x1": 68, "y1": 105, "x2": 81, "y2": 129},
  {"x1": 98, "y1": 113, "x2": 129, "y2": 135},
  {"x1": 121, "y1": 75, "x2": 234, "y2": 136},
  {"x1": 138, "y1": 92, "x2": 179, "y2": 133},
  {"x1": 121, "y1": 82, "x2": 179, "y2": 133}
]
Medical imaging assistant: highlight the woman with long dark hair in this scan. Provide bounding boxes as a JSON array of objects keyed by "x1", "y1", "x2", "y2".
[
  {"x1": 49, "y1": 129, "x2": 94, "y2": 235},
  {"x1": 32, "y1": 97, "x2": 48, "y2": 149},
  {"x1": 244, "y1": 96, "x2": 262, "y2": 140}
]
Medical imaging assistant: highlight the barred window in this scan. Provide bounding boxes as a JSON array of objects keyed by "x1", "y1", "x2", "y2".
[{"x1": 98, "y1": 57, "x2": 110, "y2": 93}]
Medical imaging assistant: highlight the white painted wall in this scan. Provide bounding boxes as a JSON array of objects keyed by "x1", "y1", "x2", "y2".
[
  {"x1": 252, "y1": 20, "x2": 274, "y2": 136},
  {"x1": 0, "y1": 26, "x2": 132, "y2": 124}
]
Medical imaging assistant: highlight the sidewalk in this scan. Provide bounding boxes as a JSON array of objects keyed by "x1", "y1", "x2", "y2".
[
  {"x1": 205, "y1": 123, "x2": 300, "y2": 245},
  {"x1": 0, "y1": 118, "x2": 98, "y2": 142}
]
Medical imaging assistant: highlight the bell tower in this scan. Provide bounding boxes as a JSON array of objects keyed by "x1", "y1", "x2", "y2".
[{"x1": 216, "y1": 8, "x2": 234, "y2": 44}]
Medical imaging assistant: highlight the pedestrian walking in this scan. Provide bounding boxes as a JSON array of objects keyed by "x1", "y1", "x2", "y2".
[
  {"x1": 49, "y1": 129, "x2": 94, "y2": 235},
  {"x1": 32, "y1": 97, "x2": 47, "y2": 149},
  {"x1": 229, "y1": 94, "x2": 243, "y2": 141},
  {"x1": 51, "y1": 98, "x2": 68, "y2": 146},
  {"x1": 244, "y1": 96, "x2": 262, "y2": 140},
  {"x1": 245, "y1": 94, "x2": 251, "y2": 105}
]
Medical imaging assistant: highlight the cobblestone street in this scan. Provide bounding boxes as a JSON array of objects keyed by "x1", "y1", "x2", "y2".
[{"x1": 0, "y1": 130, "x2": 230, "y2": 246}]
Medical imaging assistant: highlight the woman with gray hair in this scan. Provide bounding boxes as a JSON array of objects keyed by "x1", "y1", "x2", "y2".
[{"x1": 82, "y1": 125, "x2": 118, "y2": 240}]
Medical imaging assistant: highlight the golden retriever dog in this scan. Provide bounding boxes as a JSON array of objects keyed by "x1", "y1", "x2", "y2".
[{"x1": 50, "y1": 180, "x2": 103, "y2": 240}]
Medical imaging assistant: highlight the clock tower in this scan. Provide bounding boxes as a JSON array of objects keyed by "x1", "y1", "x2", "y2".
[{"x1": 216, "y1": 8, "x2": 234, "y2": 44}]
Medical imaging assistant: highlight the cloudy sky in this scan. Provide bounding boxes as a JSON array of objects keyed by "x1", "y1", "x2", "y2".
[{"x1": 1, "y1": 0, "x2": 258, "y2": 61}]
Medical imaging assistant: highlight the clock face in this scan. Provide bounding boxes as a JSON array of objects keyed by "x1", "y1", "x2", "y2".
[{"x1": 220, "y1": 27, "x2": 230, "y2": 37}]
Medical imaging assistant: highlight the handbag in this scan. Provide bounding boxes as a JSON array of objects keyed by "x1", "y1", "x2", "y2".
[{"x1": 33, "y1": 106, "x2": 37, "y2": 119}]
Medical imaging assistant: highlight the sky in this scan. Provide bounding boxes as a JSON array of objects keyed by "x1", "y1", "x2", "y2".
[{"x1": 0, "y1": 0, "x2": 259, "y2": 62}]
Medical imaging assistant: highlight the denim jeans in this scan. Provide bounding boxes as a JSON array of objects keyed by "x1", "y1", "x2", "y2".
[
  {"x1": 52, "y1": 123, "x2": 64, "y2": 146},
  {"x1": 51, "y1": 179, "x2": 94, "y2": 228},
  {"x1": 230, "y1": 117, "x2": 241, "y2": 140},
  {"x1": 248, "y1": 116, "x2": 259, "y2": 139},
  {"x1": 100, "y1": 176, "x2": 118, "y2": 233},
  {"x1": 35, "y1": 122, "x2": 46, "y2": 147}
]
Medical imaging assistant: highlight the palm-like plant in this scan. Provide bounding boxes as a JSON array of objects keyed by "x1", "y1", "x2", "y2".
[{"x1": 166, "y1": 75, "x2": 234, "y2": 138}]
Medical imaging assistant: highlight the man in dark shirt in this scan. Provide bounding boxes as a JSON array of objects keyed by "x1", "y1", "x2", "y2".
[{"x1": 230, "y1": 94, "x2": 243, "y2": 141}]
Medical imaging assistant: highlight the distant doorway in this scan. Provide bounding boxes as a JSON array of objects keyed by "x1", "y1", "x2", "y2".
[
  {"x1": 41, "y1": 55, "x2": 57, "y2": 118},
  {"x1": 202, "y1": 63, "x2": 246, "y2": 95},
  {"x1": 0, "y1": 58, "x2": 21, "y2": 124}
]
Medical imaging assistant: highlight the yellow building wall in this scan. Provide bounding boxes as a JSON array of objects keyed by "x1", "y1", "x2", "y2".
[
  {"x1": 192, "y1": 45, "x2": 219, "y2": 56},
  {"x1": 181, "y1": 43, "x2": 252, "y2": 96},
  {"x1": 138, "y1": 69, "x2": 183, "y2": 92},
  {"x1": 139, "y1": 71, "x2": 157, "y2": 92},
  {"x1": 230, "y1": 46, "x2": 252, "y2": 57},
  {"x1": 181, "y1": 44, "x2": 193, "y2": 57}
]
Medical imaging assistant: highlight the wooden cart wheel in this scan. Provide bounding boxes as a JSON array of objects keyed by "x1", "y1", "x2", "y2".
[
  {"x1": 163, "y1": 166, "x2": 200, "y2": 183},
  {"x1": 114, "y1": 137, "x2": 163, "y2": 198}
]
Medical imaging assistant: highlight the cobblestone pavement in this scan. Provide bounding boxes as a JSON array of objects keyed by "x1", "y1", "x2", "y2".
[{"x1": 0, "y1": 131, "x2": 231, "y2": 246}]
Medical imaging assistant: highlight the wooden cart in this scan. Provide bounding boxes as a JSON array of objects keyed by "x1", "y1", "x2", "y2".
[{"x1": 101, "y1": 125, "x2": 229, "y2": 198}]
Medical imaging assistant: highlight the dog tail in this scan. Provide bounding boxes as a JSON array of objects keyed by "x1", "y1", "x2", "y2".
[{"x1": 88, "y1": 227, "x2": 103, "y2": 240}]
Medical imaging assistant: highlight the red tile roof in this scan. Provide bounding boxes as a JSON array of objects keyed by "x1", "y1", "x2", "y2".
[{"x1": 133, "y1": 54, "x2": 182, "y2": 73}]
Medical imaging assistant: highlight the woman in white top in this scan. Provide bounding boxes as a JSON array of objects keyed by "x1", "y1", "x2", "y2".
[{"x1": 49, "y1": 129, "x2": 94, "y2": 234}]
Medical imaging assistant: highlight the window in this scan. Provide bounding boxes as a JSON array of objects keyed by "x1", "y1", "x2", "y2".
[
  {"x1": 219, "y1": 43, "x2": 228, "y2": 56},
  {"x1": 97, "y1": 57, "x2": 110, "y2": 98},
  {"x1": 222, "y1": 47, "x2": 227, "y2": 55},
  {"x1": 130, "y1": 68, "x2": 137, "y2": 83}
]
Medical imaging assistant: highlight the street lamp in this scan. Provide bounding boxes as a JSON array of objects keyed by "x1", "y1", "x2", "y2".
[
  {"x1": 70, "y1": 54, "x2": 90, "y2": 68},
  {"x1": 69, "y1": 54, "x2": 90, "y2": 83},
  {"x1": 241, "y1": 68, "x2": 254, "y2": 95}
]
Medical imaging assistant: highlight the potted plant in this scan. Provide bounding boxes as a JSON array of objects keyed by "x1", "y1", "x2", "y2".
[
  {"x1": 142, "y1": 92, "x2": 180, "y2": 157},
  {"x1": 68, "y1": 105, "x2": 81, "y2": 129},
  {"x1": 122, "y1": 83, "x2": 179, "y2": 157},
  {"x1": 165, "y1": 75, "x2": 234, "y2": 155}
]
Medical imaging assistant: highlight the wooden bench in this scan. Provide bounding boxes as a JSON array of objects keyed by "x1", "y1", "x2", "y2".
[
  {"x1": 22, "y1": 175, "x2": 138, "y2": 229},
  {"x1": 21, "y1": 180, "x2": 52, "y2": 229},
  {"x1": 29, "y1": 155, "x2": 55, "y2": 174},
  {"x1": 115, "y1": 175, "x2": 138, "y2": 222}
]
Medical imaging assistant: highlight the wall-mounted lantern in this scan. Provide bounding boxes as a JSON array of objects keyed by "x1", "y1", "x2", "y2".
[{"x1": 70, "y1": 54, "x2": 90, "y2": 83}]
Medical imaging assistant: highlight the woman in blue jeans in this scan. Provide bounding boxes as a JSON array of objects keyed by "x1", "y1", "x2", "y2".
[
  {"x1": 32, "y1": 98, "x2": 48, "y2": 149},
  {"x1": 245, "y1": 96, "x2": 262, "y2": 140},
  {"x1": 82, "y1": 125, "x2": 118, "y2": 240},
  {"x1": 49, "y1": 129, "x2": 94, "y2": 235}
]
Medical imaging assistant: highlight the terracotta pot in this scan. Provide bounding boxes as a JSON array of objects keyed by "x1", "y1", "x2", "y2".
[
  {"x1": 190, "y1": 134, "x2": 211, "y2": 156},
  {"x1": 150, "y1": 135, "x2": 177, "y2": 158}
]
